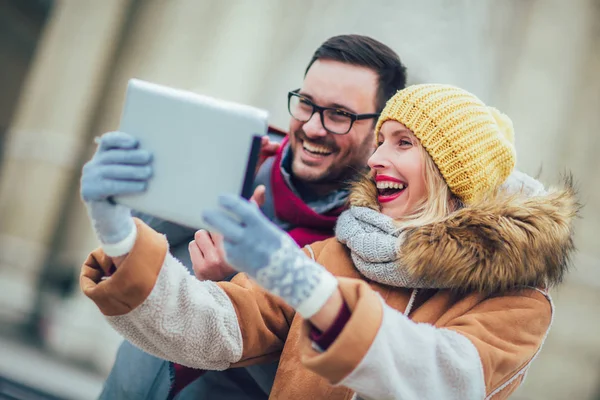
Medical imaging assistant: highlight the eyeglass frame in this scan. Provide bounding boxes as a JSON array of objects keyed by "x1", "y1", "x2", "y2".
[{"x1": 287, "y1": 89, "x2": 380, "y2": 135}]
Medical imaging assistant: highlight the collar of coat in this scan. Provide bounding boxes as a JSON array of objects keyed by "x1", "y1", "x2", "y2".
[{"x1": 347, "y1": 173, "x2": 580, "y2": 295}]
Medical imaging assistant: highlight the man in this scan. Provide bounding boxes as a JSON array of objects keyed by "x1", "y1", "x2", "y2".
[{"x1": 99, "y1": 34, "x2": 407, "y2": 400}]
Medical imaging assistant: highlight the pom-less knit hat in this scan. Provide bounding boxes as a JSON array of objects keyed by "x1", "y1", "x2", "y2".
[{"x1": 375, "y1": 84, "x2": 516, "y2": 204}]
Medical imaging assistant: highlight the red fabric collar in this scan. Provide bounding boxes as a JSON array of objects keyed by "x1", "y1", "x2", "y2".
[{"x1": 270, "y1": 137, "x2": 345, "y2": 247}]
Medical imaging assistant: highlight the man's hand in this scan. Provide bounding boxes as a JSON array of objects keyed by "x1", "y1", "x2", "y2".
[
  {"x1": 256, "y1": 136, "x2": 281, "y2": 174},
  {"x1": 188, "y1": 185, "x2": 267, "y2": 281},
  {"x1": 189, "y1": 230, "x2": 235, "y2": 281},
  {"x1": 250, "y1": 184, "x2": 266, "y2": 208}
]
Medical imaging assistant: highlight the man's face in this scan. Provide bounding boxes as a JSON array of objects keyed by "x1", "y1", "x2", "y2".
[{"x1": 288, "y1": 60, "x2": 378, "y2": 188}]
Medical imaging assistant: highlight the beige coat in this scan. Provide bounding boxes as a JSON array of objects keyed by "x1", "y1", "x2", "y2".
[{"x1": 81, "y1": 181, "x2": 578, "y2": 399}]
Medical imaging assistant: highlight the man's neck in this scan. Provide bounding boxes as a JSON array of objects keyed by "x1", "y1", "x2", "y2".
[{"x1": 291, "y1": 175, "x2": 345, "y2": 200}]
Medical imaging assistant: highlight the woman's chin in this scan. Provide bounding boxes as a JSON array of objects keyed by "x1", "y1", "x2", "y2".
[
  {"x1": 380, "y1": 207, "x2": 403, "y2": 220},
  {"x1": 380, "y1": 201, "x2": 416, "y2": 221}
]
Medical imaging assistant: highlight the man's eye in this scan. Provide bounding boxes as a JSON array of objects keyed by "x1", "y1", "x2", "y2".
[{"x1": 329, "y1": 110, "x2": 349, "y2": 122}]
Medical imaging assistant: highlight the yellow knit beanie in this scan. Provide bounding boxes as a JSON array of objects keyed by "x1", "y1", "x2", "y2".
[{"x1": 375, "y1": 84, "x2": 516, "y2": 204}]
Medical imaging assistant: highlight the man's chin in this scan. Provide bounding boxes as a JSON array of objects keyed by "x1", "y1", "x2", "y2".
[{"x1": 291, "y1": 161, "x2": 332, "y2": 183}]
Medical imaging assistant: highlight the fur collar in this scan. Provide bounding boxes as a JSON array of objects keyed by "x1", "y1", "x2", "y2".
[{"x1": 348, "y1": 174, "x2": 580, "y2": 295}]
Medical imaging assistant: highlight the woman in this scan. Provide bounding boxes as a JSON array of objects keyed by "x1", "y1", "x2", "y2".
[{"x1": 80, "y1": 84, "x2": 578, "y2": 399}]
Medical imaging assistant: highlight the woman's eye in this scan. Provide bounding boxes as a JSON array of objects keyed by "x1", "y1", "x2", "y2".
[{"x1": 399, "y1": 140, "x2": 412, "y2": 146}]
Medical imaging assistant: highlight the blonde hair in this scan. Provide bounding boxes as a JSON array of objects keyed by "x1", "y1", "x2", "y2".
[{"x1": 394, "y1": 144, "x2": 462, "y2": 230}]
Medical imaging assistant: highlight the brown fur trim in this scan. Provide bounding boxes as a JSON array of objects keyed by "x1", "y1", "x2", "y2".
[
  {"x1": 398, "y1": 177, "x2": 580, "y2": 295},
  {"x1": 348, "y1": 172, "x2": 379, "y2": 210}
]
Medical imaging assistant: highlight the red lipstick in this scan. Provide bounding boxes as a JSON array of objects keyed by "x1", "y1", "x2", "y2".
[{"x1": 375, "y1": 175, "x2": 406, "y2": 203}]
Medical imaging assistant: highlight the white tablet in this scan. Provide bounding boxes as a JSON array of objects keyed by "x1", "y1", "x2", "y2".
[{"x1": 114, "y1": 78, "x2": 268, "y2": 229}]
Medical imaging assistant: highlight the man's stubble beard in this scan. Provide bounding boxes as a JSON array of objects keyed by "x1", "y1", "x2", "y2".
[{"x1": 290, "y1": 129, "x2": 374, "y2": 187}]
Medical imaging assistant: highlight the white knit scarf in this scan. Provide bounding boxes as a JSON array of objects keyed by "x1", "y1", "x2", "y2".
[
  {"x1": 335, "y1": 170, "x2": 547, "y2": 289},
  {"x1": 335, "y1": 206, "x2": 443, "y2": 288}
]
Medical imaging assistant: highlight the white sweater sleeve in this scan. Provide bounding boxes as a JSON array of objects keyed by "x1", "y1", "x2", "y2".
[
  {"x1": 339, "y1": 298, "x2": 485, "y2": 400},
  {"x1": 106, "y1": 253, "x2": 243, "y2": 370}
]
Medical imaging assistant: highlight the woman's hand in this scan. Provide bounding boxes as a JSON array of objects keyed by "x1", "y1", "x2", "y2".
[
  {"x1": 80, "y1": 131, "x2": 153, "y2": 256},
  {"x1": 189, "y1": 186, "x2": 268, "y2": 282},
  {"x1": 202, "y1": 194, "x2": 338, "y2": 318}
]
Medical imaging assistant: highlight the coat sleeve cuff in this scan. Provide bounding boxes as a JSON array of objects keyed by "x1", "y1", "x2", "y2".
[
  {"x1": 296, "y1": 270, "x2": 339, "y2": 318},
  {"x1": 299, "y1": 277, "x2": 383, "y2": 384},
  {"x1": 101, "y1": 225, "x2": 138, "y2": 257},
  {"x1": 80, "y1": 218, "x2": 168, "y2": 316}
]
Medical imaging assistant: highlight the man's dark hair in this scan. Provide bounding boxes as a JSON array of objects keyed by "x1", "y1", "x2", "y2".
[{"x1": 305, "y1": 34, "x2": 407, "y2": 113}]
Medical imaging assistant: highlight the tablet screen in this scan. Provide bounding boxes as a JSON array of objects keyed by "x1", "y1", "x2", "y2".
[{"x1": 114, "y1": 79, "x2": 269, "y2": 229}]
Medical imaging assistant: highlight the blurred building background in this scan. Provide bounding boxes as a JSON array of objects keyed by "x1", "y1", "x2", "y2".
[{"x1": 0, "y1": 0, "x2": 599, "y2": 399}]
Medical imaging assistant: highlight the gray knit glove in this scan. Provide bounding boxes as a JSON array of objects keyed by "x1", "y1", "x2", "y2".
[
  {"x1": 80, "y1": 131, "x2": 153, "y2": 256},
  {"x1": 202, "y1": 194, "x2": 338, "y2": 318}
]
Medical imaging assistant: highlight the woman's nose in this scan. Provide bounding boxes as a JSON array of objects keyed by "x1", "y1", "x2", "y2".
[{"x1": 367, "y1": 145, "x2": 390, "y2": 170}]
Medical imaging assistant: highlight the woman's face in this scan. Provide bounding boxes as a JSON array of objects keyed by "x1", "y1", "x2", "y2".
[{"x1": 367, "y1": 120, "x2": 428, "y2": 219}]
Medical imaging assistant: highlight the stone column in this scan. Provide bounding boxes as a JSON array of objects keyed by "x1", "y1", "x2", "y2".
[
  {"x1": 492, "y1": 1, "x2": 600, "y2": 399},
  {"x1": 0, "y1": 0, "x2": 132, "y2": 325},
  {"x1": 500, "y1": 0, "x2": 595, "y2": 178}
]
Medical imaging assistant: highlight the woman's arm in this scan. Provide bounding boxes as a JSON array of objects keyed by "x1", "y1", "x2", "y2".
[
  {"x1": 309, "y1": 289, "x2": 344, "y2": 332},
  {"x1": 81, "y1": 219, "x2": 295, "y2": 370},
  {"x1": 299, "y1": 278, "x2": 553, "y2": 400}
]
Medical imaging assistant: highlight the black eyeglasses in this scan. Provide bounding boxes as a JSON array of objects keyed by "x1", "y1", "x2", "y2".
[{"x1": 287, "y1": 89, "x2": 380, "y2": 135}]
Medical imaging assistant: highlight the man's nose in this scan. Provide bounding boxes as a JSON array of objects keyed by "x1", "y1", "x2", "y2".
[{"x1": 302, "y1": 112, "x2": 328, "y2": 139}]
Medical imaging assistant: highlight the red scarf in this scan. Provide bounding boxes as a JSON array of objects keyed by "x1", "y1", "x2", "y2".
[{"x1": 270, "y1": 137, "x2": 346, "y2": 247}]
